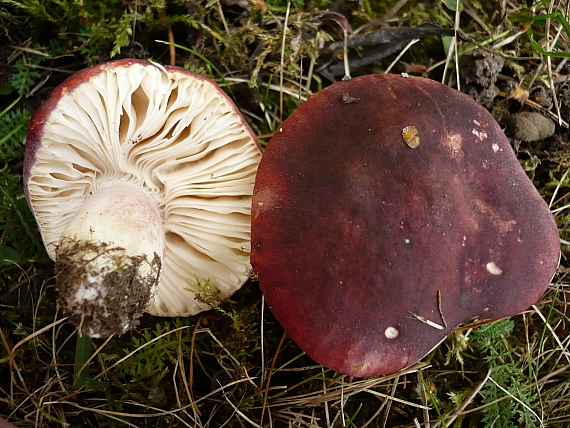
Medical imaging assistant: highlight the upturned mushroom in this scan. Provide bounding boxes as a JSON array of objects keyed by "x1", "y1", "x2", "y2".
[
  {"x1": 25, "y1": 59, "x2": 262, "y2": 338},
  {"x1": 251, "y1": 74, "x2": 560, "y2": 377}
]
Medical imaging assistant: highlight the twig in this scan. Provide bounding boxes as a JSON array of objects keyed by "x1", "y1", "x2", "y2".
[
  {"x1": 365, "y1": 387, "x2": 431, "y2": 410},
  {"x1": 453, "y1": 0, "x2": 461, "y2": 91},
  {"x1": 260, "y1": 296, "x2": 266, "y2": 389},
  {"x1": 549, "y1": 168, "x2": 569, "y2": 209},
  {"x1": 322, "y1": 26, "x2": 455, "y2": 53},
  {"x1": 259, "y1": 331, "x2": 287, "y2": 427},
  {"x1": 379, "y1": 0, "x2": 409, "y2": 23},
  {"x1": 384, "y1": 38, "x2": 419, "y2": 74},
  {"x1": 417, "y1": 372, "x2": 430, "y2": 428},
  {"x1": 358, "y1": 376, "x2": 396, "y2": 427},
  {"x1": 409, "y1": 312, "x2": 445, "y2": 330},
  {"x1": 532, "y1": 305, "x2": 570, "y2": 365},
  {"x1": 441, "y1": 31, "x2": 455, "y2": 86},
  {"x1": 343, "y1": 26, "x2": 350, "y2": 79},
  {"x1": 442, "y1": 367, "x2": 492, "y2": 426},
  {"x1": 326, "y1": 40, "x2": 408, "y2": 77},
  {"x1": 167, "y1": 25, "x2": 176, "y2": 66},
  {"x1": 437, "y1": 290, "x2": 447, "y2": 329},
  {"x1": 305, "y1": 56, "x2": 316, "y2": 94},
  {"x1": 380, "y1": 376, "x2": 401, "y2": 428},
  {"x1": 279, "y1": 1, "x2": 291, "y2": 122},
  {"x1": 321, "y1": 368, "x2": 331, "y2": 428},
  {"x1": 217, "y1": 1, "x2": 230, "y2": 35},
  {"x1": 463, "y1": 4, "x2": 492, "y2": 34},
  {"x1": 188, "y1": 316, "x2": 203, "y2": 418},
  {"x1": 218, "y1": 382, "x2": 259, "y2": 427}
]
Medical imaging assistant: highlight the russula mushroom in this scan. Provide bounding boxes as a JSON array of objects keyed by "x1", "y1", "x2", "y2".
[
  {"x1": 0, "y1": 416, "x2": 17, "y2": 428},
  {"x1": 24, "y1": 59, "x2": 262, "y2": 338},
  {"x1": 251, "y1": 74, "x2": 560, "y2": 377}
]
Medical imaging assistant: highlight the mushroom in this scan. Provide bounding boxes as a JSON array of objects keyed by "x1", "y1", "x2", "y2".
[
  {"x1": 0, "y1": 416, "x2": 17, "y2": 428},
  {"x1": 251, "y1": 74, "x2": 560, "y2": 377},
  {"x1": 24, "y1": 59, "x2": 262, "y2": 338}
]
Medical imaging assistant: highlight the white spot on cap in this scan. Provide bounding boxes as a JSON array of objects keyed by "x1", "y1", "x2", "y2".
[
  {"x1": 384, "y1": 326, "x2": 399, "y2": 339},
  {"x1": 472, "y1": 128, "x2": 488, "y2": 141},
  {"x1": 446, "y1": 133, "x2": 463, "y2": 158},
  {"x1": 492, "y1": 143, "x2": 500, "y2": 152},
  {"x1": 486, "y1": 262, "x2": 503, "y2": 275}
]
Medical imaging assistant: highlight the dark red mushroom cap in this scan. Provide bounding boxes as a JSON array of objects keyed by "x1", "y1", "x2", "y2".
[{"x1": 251, "y1": 74, "x2": 560, "y2": 378}]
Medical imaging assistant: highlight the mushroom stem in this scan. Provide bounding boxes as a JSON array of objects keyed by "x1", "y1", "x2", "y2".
[{"x1": 55, "y1": 184, "x2": 165, "y2": 337}]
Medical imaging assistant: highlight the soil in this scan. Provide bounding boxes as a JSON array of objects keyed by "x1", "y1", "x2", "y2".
[
  {"x1": 460, "y1": 48, "x2": 504, "y2": 107},
  {"x1": 458, "y1": 48, "x2": 570, "y2": 157},
  {"x1": 55, "y1": 238, "x2": 161, "y2": 338}
]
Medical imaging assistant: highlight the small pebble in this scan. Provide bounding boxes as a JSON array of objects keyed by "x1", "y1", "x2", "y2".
[{"x1": 504, "y1": 112, "x2": 555, "y2": 142}]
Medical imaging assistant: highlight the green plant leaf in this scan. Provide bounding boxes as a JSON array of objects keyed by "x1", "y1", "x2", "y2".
[
  {"x1": 74, "y1": 333, "x2": 92, "y2": 390},
  {"x1": 0, "y1": 246, "x2": 20, "y2": 265},
  {"x1": 442, "y1": 0, "x2": 464, "y2": 13},
  {"x1": 527, "y1": 27, "x2": 570, "y2": 58},
  {"x1": 10, "y1": 58, "x2": 42, "y2": 97}
]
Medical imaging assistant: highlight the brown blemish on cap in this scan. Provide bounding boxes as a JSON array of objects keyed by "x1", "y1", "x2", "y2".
[
  {"x1": 476, "y1": 200, "x2": 517, "y2": 235},
  {"x1": 402, "y1": 126, "x2": 420, "y2": 148}
]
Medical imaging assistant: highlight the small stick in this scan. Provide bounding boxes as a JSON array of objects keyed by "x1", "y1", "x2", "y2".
[
  {"x1": 384, "y1": 38, "x2": 419, "y2": 74},
  {"x1": 437, "y1": 289, "x2": 448, "y2": 329},
  {"x1": 443, "y1": 367, "x2": 492, "y2": 426},
  {"x1": 279, "y1": 1, "x2": 291, "y2": 122},
  {"x1": 343, "y1": 27, "x2": 350, "y2": 79},
  {"x1": 326, "y1": 40, "x2": 408, "y2": 77},
  {"x1": 217, "y1": 1, "x2": 230, "y2": 35},
  {"x1": 167, "y1": 25, "x2": 176, "y2": 66},
  {"x1": 409, "y1": 312, "x2": 444, "y2": 330},
  {"x1": 189, "y1": 316, "x2": 203, "y2": 417},
  {"x1": 322, "y1": 26, "x2": 455, "y2": 53},
  {"x1": 417, "y1": 371, "x2": 431, "y2": 428},
  {"x1": 259, "y1": 331, "x2": 287, "y2": 428}
]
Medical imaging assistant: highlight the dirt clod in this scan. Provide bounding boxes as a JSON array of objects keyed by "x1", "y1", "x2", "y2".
[
  {"x1": 504, "y1": 112, "x2": 556, "y2": 142},
  {"x1": 460, "y1": 49, "x2": 504, "y2": 107},
  {"x1": 55, "y1": 239, "x2": 161, "y2": 337}
]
